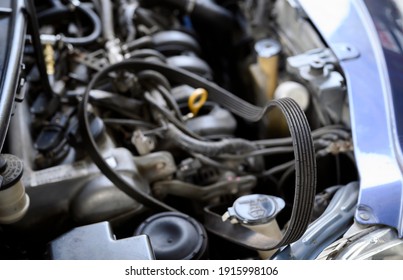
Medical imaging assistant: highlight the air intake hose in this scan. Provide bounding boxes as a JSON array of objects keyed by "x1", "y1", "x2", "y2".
[{"x1": 139, "y1": 0, "x2": 235, "y2": 32}]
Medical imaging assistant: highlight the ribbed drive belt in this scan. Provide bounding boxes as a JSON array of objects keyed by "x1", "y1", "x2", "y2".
[
  {"x1": 83, "y1": 59, "x2": 317, "y2": 250},
  {"x1": 201, "y1": 96, "x2": 317, "y2": 250}
]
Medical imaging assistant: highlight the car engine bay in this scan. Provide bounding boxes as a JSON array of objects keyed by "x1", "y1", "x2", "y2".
[{"x1": 0, "y1": 0, "x2": 402, "y2": 260}]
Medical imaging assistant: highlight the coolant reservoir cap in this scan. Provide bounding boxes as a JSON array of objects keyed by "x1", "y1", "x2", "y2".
[
  {"x1": 227, "y1": 194, "x2": 285, "y2": 225},
  {"x1": 0, "y1": 154, "x2": 23, "y2": 191},
  {"x1": 135, "y1": 212, "x2": 207, "y2": 260},
  {"x1": 255, "y1": 39, "x2": 281, "y2": 58}
]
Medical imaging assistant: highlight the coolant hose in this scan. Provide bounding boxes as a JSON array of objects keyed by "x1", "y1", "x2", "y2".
[{"x1": 166, "y1": 123, "x2": 256, "y2": 157}]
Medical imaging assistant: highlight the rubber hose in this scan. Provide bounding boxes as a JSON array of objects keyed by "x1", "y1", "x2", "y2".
[
  {"x1": 166, "y1": 123, "x2": 256, "y2": 157},
  {"x1": 137, "y1": 70, "x2": 172, "y2": 91},
  {"x1": 99, "y1": 0, "x2": 115, "y2": 41},
  {"x1": 122, "y1": 36, "x2": 153, "y2": 52},
  {"x1": 139, "y1": 0, "x2": 234, "y2": 31},
  {"x1": 38, "y1": 4, "x2": 102, "y2": 45}
]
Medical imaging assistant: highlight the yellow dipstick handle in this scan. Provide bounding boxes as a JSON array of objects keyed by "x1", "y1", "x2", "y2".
[{"x1": 188, "y1": 88, "x2": 208, "y2": 116}]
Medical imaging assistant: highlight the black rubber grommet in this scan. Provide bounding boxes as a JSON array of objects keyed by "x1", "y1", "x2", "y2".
[{"x1": 136, "y1": 212, "x2": 207, "y2": 260}]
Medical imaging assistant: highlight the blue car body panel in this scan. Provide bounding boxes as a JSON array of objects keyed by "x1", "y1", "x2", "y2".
[{"x1": 299, "y1": 0, "x2": 403, "y2": 236}]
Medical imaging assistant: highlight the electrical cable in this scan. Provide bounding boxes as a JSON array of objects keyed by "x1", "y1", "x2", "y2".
[
  {"x1": 144, "y1": 92, "x2": 204, "y2": 140},
  {"x1": 102, "y1": 118, "x2": 156, "y2": 129},
  {"x1": 217, "y1": 146, "x2": 294, "y2": 160},
  {"x1": 192, "y1": 153, "x2": 243, "y2": 174},
  {"x1": 260, "y1": 160, "x2": 295, "y2": 178},
  {"x1": 25, "y1": 0, "x2": 56, "y2": 96},
  {"x1": 136, "y1": 69, "x2": 172, "y2": 91}
]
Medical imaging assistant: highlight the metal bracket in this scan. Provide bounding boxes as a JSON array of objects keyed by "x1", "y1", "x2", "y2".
[{"x1": 332, "y1": 43, "x2": 360, "y2": 61}]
